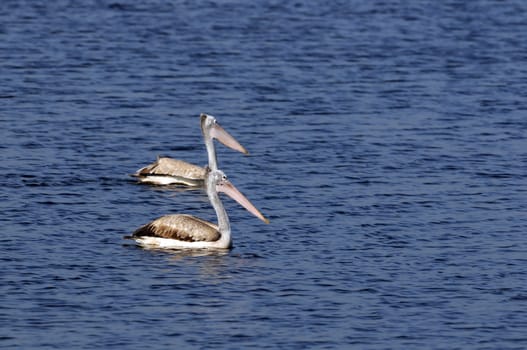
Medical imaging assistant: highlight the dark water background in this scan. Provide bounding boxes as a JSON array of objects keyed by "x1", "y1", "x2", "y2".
[{"x1": 1, "y1": 1, "x2": 526, "y2": 349}]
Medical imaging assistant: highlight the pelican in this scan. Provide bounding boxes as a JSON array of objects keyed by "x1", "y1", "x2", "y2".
[
  {"x1": 133, "y1": 113, "x2": 248, "y2": 186},
  {"x1": 130, "y1": 167, "x2": 269, "y2": 249}
]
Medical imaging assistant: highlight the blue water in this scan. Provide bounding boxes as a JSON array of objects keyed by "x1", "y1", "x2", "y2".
[{"x1": 1, "y1": 1, "x2": 527, "y2": 349}]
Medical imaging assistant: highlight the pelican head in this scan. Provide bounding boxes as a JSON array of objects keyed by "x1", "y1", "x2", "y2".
[
  {"x1": 205, "y1": 167, "x2": 269, "y2": 224},
  {"x1": 200, "y1": 113, "x2": 248, "y2": 155}
]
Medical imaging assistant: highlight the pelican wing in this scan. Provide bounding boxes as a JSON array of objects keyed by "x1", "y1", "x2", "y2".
[
  {"x1": 132, "y1": 214, "x2": 220, "y2": 242},
  {"x1": 135, "y1": 157, "x2": 206, "y2": 180}
]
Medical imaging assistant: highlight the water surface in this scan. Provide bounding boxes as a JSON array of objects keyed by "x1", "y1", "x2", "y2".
[{"x1": 1, "y1": 1, "x2": 526, "y2": 349}]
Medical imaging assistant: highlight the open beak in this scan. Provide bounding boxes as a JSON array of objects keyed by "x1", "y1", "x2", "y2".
[
  {"x1": 218, "y1": 181, "x2": 269, "y2": 224},
  {"x1": 210, "y1": 122, "x2": 249, "y2": 155}
]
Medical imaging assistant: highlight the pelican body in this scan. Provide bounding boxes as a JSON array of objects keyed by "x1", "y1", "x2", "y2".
[
  {"x1": 131, "y1": 168, "x2": 269, "y2": 249},
  {"x1": 133, "y1": 114, "x2": 247, "y2": 186}
]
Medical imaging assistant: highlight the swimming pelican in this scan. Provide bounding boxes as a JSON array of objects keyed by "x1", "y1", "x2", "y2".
[
  {"x1": 131, "y1": 167, "x2": 269, "y2": 249},
  {"x1": 133, "y1": 113, "x2": 248, "y2": 186}
]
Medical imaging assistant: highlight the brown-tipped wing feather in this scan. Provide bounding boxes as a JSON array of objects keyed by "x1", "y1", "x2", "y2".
[
  {"x1": 135, "y1": 157, "x2": 206, "y2": 180},
  {"x1": 132, "y1": 214, "x2": 220, "y2": 242}
]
